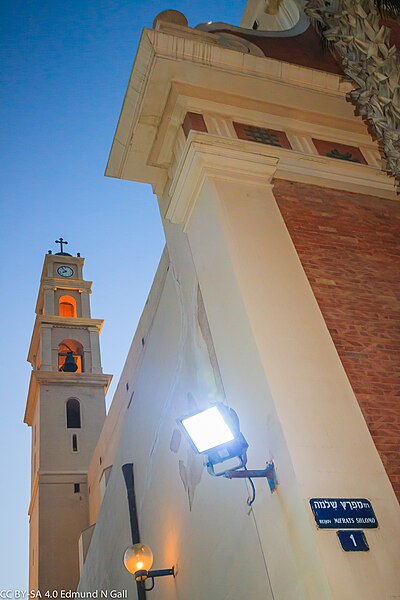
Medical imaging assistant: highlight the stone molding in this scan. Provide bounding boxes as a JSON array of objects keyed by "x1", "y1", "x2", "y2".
[
  {"x1": 106, "y1": 24, "x2": 352, "y2": 184},
  {"x1": 167, "y1": 133, "x2": 278, "y2": 228},
  {"x1": 37, "y1": 315, "x2": 103, "y2": 328},
  {"x1": 167, "y1": 133, "x2": 396, "y2": 229},
  {"x1": 42, "y1": 278, "x2": 92, "y2": 290}
]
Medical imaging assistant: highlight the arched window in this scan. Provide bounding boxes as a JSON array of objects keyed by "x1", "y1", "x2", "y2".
[
  {"x1": 58, "y1": 340, "x2": 84, "y2": 372},
  {"x1": 66, "y1": 399, "x2": 81, "y2": 428},
  {"x1": 59, "y1": 295, "x2": 77, "y2": 318}
]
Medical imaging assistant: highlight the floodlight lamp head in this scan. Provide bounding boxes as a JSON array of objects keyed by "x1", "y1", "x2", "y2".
[
  {"x1": 177, "y1": 404, "x2": 249, "y2": 476},
  {"x1": 205, "y1": 432, "x2": 248, "y2": 476}
]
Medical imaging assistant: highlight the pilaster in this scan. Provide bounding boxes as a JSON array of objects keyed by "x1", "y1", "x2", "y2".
[
  {"x1": 163, "y1": 134, "x2": 400, "y2": 599},
  {"x1": 43, "y1": 288, "x2": 54, "y2": 316},
  {"x1": 40, "y1": 325, "x2": 53, "y2": 371},
  {"x1": 81, "y1": 291, "x2": 91, "y2": 318},
  {"x1": 88, "y1": 328, "x2": 102, "y2": 374}
]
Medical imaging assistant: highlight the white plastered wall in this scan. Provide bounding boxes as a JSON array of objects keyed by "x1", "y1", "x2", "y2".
[{"x1": 79, "y1": 227, "x2": 276, "y2": 599}]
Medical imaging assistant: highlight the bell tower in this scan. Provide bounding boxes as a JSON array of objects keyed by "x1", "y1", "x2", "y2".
[{"x1": 24, "y1": 239, "x2": 112, "y2": 593}]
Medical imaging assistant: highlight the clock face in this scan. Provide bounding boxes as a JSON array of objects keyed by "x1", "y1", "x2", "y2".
[{"x1": 57, "y1": 265, "x2": 74, "y2": 278}]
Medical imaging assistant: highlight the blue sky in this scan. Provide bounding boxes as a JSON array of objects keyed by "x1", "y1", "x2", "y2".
[{"x1": 0, "y1": 0, "x2": 244, "y2": 589}]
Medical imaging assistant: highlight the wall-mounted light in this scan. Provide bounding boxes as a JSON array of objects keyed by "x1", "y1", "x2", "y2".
[
  {"x1": 123, "y1": 544, "x2": 174, "y2": 592},
  {"x1": 177, "y1": 404, "x2": 277, "y2": 504},
  {"x1": 177, "y1": 404, "x2": 248, "y2": 476}
]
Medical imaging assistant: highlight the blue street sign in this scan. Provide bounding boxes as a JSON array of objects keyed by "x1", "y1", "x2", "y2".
[
  {"x1": 310, "y1": 498, "x2": 378, "y2": 529},
  {"x1": 337, "y1": 530, "x2": 369, "y2": 552}
]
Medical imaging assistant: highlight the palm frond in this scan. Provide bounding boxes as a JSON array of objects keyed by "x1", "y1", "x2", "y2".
[
  {"x1": 374, "y1": 0, "x2": 400, "y2": 18},
  {"x1": 308, "y1": 16, "x2": 336, "y2": 52}
]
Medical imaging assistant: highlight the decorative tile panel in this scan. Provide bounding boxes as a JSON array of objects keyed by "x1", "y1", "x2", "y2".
[
  {"x1": 182, "y1": 112, "x2": 208, "y2": 137},
  {"x1": 312, "y1": 139, "x2": 367, "y2": 165},
  {"x1": 233, "y1": 122, "x2": 292, "y2": 149}
]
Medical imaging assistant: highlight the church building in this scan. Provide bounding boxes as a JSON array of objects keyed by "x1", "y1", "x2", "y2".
[{"x1": 26, "y1": 1, "x2": 399, "y2": 599}]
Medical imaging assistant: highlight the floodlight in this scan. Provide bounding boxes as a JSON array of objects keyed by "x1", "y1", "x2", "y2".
[
  {"x1": 178, "y1": 404, "x2": 248, "y2": 476},
  {"x1": 180, "y1": 405, "x2": 235, "y2": 453},
  {"x1": 177, "y1": 403, "x2": 278, "y2": 502}
]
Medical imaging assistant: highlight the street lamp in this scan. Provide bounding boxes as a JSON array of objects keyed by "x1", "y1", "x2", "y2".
[{"x1": 123, "y1": 544, "x2": 174, "y2": 592}]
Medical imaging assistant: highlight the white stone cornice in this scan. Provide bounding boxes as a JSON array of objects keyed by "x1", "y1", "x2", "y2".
[
  {"x1": 38, "y1": 315, "x2": 104, "y2": 329},
  {"x1": 39, "y1": 470, "x2": 87, "y2": 476},
  {"x1": 106, "y1": 25, "x2": 356, "y2": 188},
  {"x1": 41, "y1": 278, "x2": 92, "y2": 291},
  {"x1": 150, "y1": 25, "x2": 350, "y2": 95},
  {"x1": 105, "y1": 28, "x2": 158, "y2": 181},
  {"x1": 33, "y1": 370, "x2": 112, "y2": 387},
  {"x1": 166, "y1": 132, "x2": 278, "y2": 227}
]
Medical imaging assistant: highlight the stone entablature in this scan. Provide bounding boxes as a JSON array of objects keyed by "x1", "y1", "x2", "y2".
[
  {"x1": 106, "y1": 20, "x2": 396, "y2": 202},
  {"x1": 182, "y1": 111, "x2": 379, "y2": 169}
]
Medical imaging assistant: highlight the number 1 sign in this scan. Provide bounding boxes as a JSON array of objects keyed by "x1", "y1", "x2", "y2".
[{"x1": 337, "y1": 530, "x2": 369, "y2": 552}]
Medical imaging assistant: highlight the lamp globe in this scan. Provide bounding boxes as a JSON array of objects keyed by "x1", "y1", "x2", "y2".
[{"x1": 124, "y1": 544, "x2": 154, "y2": 578}]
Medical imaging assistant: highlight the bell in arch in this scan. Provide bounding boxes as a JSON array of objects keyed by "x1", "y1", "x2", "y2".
[{"x1": 62, "y1": 351, "x2": 78, "y2": 373}]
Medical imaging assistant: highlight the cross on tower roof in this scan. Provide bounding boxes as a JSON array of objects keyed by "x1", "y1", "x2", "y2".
[{"x1": 55, "y1": 237, "x2": 72, "y2": 256}]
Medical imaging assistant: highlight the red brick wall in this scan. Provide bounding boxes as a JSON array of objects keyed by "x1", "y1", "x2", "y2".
[{"x1": 273, "y1": 179, "x2": 400, "y2": 500}]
